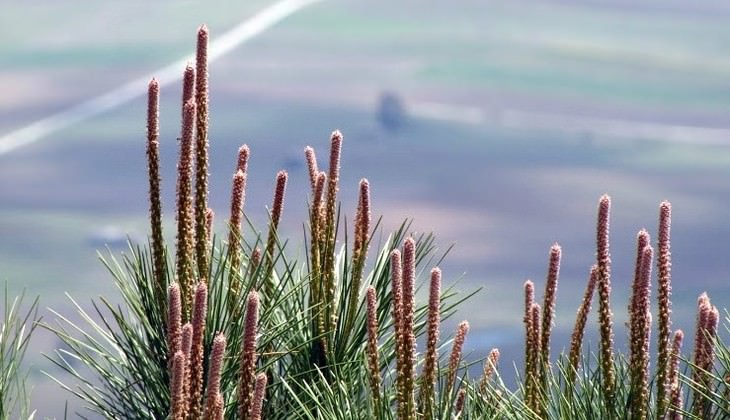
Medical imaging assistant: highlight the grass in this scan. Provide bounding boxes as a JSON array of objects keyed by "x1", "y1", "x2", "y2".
[{"x1": 0, "y1": 285, "x2": 40, "y2": 420}]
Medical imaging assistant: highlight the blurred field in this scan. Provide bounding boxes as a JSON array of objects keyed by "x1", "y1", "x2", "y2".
[{"x1": 2, "y1": 0, "x2": 730, "y2": 416}]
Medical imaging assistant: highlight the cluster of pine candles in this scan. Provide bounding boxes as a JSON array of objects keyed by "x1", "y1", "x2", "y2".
[
  {"x1": 145, "y1": 25, "x2": 491, "y2": 419},
  {"x1": 45, "y1": 25, "x2": 730, "y2": 420},
  {"x1": 520, "y1": 198, "x2": 722, "y2": 420}
]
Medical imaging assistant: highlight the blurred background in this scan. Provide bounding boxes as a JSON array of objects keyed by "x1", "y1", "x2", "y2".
[{"x1": 2, "y1": 0, "x2": 730, "y2": 416}]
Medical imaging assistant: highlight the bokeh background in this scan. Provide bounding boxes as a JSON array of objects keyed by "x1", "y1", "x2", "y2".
[{"x1": 2, "y1": 0, "x2": 730, "y2": 416}]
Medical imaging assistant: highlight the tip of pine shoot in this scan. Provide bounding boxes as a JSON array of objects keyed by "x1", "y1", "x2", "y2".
[{"x1": 331, "y1": 130, "x2": 343, "y2": 142}]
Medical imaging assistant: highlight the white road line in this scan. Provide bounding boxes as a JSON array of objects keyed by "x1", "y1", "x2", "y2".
[
  {"x1": 409, "y1": 102, "x2": 730, "y2": 146},
  {"x1": 0, "y1": 0, "x2": 324, "y2": 155}
]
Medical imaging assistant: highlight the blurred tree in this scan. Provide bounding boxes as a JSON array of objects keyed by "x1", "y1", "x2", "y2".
[{"x1": 377, "y1": 91, "x2": 406, "y2": 132}]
